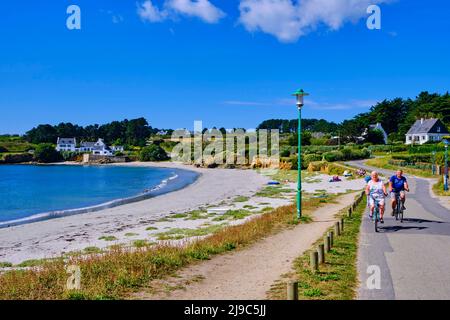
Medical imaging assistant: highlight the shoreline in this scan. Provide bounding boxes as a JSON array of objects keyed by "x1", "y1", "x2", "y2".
[
  {"x1": 0, "y1": 163, "x2": 200, "y2": 229},
  {"x1": 0, "y1": 162, "x2": 271, "y2": 264}
]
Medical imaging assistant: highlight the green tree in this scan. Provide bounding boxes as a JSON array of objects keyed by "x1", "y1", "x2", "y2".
[
  {"x1": 34, "y1": 144, "x2": 62, "y2": 163},
  {"x1": 366, "y1": 129, "x2": 385, "y2": 145},
  {"x1": 139, "y1": 145, "x2": 169, "y2": 162}
]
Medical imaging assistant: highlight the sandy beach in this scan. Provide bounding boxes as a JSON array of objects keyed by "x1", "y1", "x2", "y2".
[{"x1": 0, "y1": 162, "x2": 270, "y2": 264}]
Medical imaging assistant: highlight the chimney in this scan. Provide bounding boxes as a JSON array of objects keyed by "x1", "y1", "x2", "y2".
[{"x1": 421, "y1": 118, "x2": 424, "y2": 124}]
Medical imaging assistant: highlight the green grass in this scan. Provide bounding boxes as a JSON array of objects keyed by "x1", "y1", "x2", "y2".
[
  {"x1": 211, "y1": 209, "x2": 252, "y2": 221},
  {"x1": 233, "y1": 196, "x2": 250, "y2": 202},
  {"x1": 0, "y1": 262, "x2": 13, "y2": 268},
  {"x1": 16, "y1": 258, "x2": 58, "y2": 268},
  {"x1": 155, "y1": 224, "x2": 227, "y2": 240},
  {"x1": 243, "y1": 205, "x2": 258, "y2": 210},
  {"x1": 433, "y1": 176, "x2": 450, "y2": 197},
  {"x1": 83, "y1": 247, "x2": 103, "y2": 254},
  {"x1": 99, "y1": 236, "x2": 118, "y2": 242},
  {"x1": 268, "y1": 196, "x2": 364, "y2": 300},
  {"x1": 0, "y1": 136, "x2": 36, "y2": 153},
  {"x1": 184, "y1": 209, "x2": 209, "y2": 220},
  {"x1": 170, "y1": 213, "x2": 188, "y2": 219},
  {"x1": 255, "y1": 186, "x2": 294, "y2": 198},
  {"x1": 367, "y1": 156, "x2": 448, "y2": 197},
  {"x1": 125, "y1": 233, "x2": 138, "y2": 237},
  {"x1": 133, "y1": 240, "x2": 151, "y2": 248},
  {"x1": 145, "y1": 226, "x2": 158, "y2": 231},
  {"x1": 366, "y1": 156, "x2": 434, "y2": 178}
]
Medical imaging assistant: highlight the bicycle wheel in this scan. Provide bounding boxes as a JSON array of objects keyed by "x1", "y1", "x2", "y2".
[
  {"x1": 374, "y1": 208, "x2": 379, "y2": 233},
  {"x1": 399, "y1": 207, "x2": 404, "y2": 223}
]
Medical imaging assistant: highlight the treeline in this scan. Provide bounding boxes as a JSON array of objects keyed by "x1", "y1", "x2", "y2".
[
  {"x1": 24, "y1": 118, "x2": 171, "y2": 147},
  {"x1": 257, "y1": 119, "x2": 339, "y2": 134},
  {"x1": 339, "y1": 91, "x2": 450, "y2": 142},
  {"x1": 258, "y1": 91, "x2": 450, "y2": 143}
]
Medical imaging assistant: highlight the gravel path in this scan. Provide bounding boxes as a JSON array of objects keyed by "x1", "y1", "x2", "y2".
[{"x1": 135, "y1": 192, "x2": 358, "y2": 300}]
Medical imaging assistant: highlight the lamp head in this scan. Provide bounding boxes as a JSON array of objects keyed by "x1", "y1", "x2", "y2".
[{"x1": 292, "y1": 89, "x2": 309, "y2": 108}]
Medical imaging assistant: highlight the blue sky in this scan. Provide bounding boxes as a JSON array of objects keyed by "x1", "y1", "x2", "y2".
[{"x1": 0, "y1": 0, "x2": 449, "y2": 134}]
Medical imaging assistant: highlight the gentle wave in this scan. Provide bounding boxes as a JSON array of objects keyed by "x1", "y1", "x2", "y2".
[{"x1": 0, "y1": 169, "x2": 197, "y2": 229}]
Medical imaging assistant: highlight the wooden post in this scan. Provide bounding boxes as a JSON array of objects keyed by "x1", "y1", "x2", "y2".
[
  {"x1": 317, "y1": 244, "x2": 325, "y2": 264},
  {"x1": 324, "y1": 235, "x2": 331, "y2": 252},
  {"x1": 335, "y1": 222, "x2": 341, "y2": 236},
  {"x1": 287, "y1": 281, "x2": 298, "y2": 300},
  {"x1": 310, "y1": 251, "x2": 318, "y2": 272},
  {"x1": 340, "y1": 218, "x2": 344, "y2": 232},
  {"x1": 328, "y1": 231, "x2": 334, "y2": 247},
  {"x1": 348, "y1": 207, "x2": 352, "y2": 218}
]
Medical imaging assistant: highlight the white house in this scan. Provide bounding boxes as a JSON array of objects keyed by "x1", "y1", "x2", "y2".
[
  {"x1": 56, "y1": 138, "x2": 77, "y2": 152},
  {"x1": 91, "y1": 138, "x2": 113, "y2": 156},
  {"x1": 405, "y1": 118, "x2": 449, "y2": 145},
  {"x1": 55, "y1": 138, "x2": 123, "y2": 156}
]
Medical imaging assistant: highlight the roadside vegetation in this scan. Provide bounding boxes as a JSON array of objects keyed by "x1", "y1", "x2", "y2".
[{"x1": 268, "y1": 194, "x2": 365, "y2": 300}]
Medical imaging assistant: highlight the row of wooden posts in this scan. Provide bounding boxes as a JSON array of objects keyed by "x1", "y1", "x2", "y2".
[{"x1": 287, "y1": 190, "x2": 366, "y2": 300}]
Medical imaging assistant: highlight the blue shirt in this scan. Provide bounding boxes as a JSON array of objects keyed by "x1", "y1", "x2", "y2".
[{"x1": 390, "y1": 175, "x2": 407, "y2": 192}]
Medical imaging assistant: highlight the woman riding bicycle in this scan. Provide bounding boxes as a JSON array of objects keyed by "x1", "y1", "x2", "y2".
[{"x1": 365, "y1": 171, "x2": 388, "y2": 223}]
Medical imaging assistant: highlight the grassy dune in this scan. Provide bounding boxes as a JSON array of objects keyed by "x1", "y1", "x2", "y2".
[{"x1": 0, "y1": 195, "x2": 336, "y2": 300}]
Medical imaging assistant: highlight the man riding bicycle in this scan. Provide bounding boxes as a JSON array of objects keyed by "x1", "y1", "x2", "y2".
[{"x1": 389, "y1": 170, "x2": 410, "y2": 216}]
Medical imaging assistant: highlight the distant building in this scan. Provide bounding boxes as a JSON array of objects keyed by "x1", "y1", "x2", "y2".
[
  {"x1": 91, "y1": 139, "x2": 113, "y2": 156},
  {"x1": 405, "y1": 118, "x2": 449, "y2": 145},
  {"x1": 55, "y1": 138, "x2": 123, "y2": 156},
  {"x1": 56, "y1": 138, "x2": 77, "y2": 152}
]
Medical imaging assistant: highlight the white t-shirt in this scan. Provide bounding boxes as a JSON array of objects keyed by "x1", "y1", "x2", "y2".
[{"x1": 368, "y1": 179, "x2": 384, "y2": 198}]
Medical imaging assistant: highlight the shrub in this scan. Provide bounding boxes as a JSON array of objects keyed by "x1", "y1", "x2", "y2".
[
  {"x1": 139, "y1": 145, "x2": 169, "y2": 162},
  {"x1": 34, "y1": 144, "x2": 62, "y2": 163},
  {"x1": 60, "y1": 151, "x2": 78, "y2": 161},
  {"x1": 303, "y1": 154, "x2": 322, "y2": 167},
  {"x1": 2, "y1": 153, "x2": 33, "y2": 164},
  {"x1": 280, "y1": 147, "x2": 291, "y2": 157},
  {"x1": 0, "y1": 146, "x2": 8, "y2": 153}
]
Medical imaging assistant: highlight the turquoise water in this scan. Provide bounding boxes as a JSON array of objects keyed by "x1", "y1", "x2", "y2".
[{"x1": 0, "y1": 165, "x2": 198, "y2": 224}]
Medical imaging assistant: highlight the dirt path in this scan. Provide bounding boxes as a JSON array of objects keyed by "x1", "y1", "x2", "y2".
[{"x1": 135, "y1": 192, "x2": 359, "y2": 300}]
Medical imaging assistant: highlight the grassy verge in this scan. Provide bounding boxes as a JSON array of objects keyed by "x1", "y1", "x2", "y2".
[
  {"x1": 433, "y1": 176, "x2": 450, "y2": 197},
  {"x1": 0, "y1": 195, "x2": 337, "y2": 300},
  {"x1": 366, "y1": 156, "x2": 435, "y2": 178},
  {"x1": 268, "y1": 194, "x2": 364, "y2": 300},
  {"x1": 366, "y1": 157, "x2": 449, "y2": 197}
]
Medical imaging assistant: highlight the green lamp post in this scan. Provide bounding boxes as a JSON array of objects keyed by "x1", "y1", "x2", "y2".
[
  {"x1": 444, "y1": 139, "x2": 449, "y2": 191},
  {"x1": 292, "y1": 89, "x2": 309, "y2": 219}
]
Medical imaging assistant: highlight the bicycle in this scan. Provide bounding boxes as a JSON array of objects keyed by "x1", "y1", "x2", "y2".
[
  {"x1": 393, "y1": 191, "x2": 406, "y2": 223},
  {"x1": 370, "y1": 195, "x2": 382, "y2": 233}
]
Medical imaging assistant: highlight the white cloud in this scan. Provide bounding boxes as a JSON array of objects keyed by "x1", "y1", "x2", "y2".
[
  {"x1": 137, "y1": 1, "x2": 169, "y2": 22},
  {"x1": 168, "y1": 0, "x2": 225, "y2": 23},
  {"x1": 137, "y1": 0, "x2": 225, "y2": 24},
  {"x1": 308, "y1": 99, "x2": 377, "y2": 110},
  {"x1": 239, "y1": 0, "x2": 391, "y2": 43}
]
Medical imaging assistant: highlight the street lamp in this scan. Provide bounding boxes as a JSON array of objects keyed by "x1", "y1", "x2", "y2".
[
  {"x1": 444, "y1": 139, "x2": 449, "y2": 191},
  {"x1": 292, "y1": 88, "x2": 309, "y2": 219}
]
